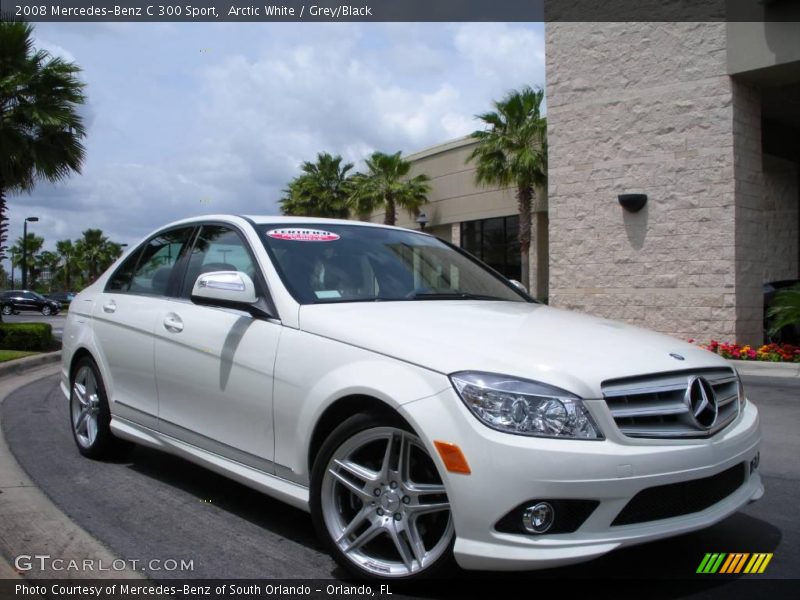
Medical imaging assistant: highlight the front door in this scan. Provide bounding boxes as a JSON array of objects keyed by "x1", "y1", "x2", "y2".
[{"x1": 154, "y1": 224, "x2": 280, "y2": 471}]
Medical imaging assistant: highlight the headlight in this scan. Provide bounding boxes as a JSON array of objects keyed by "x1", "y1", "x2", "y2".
[{"x1": 449, "y1": 371, "x2": 603, "y2": 440}]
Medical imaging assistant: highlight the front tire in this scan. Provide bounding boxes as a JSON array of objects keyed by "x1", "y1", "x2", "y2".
[
  {"x1": 70, "y1": 357, "x2": 130, "y2": 459},
  {"x1": 41, "y1": 305, "x2": 52, "y2": 316},
  {"x1": 1, "y1": 305, "x2": 12, "y2": 316},
  {"x1": 311, "y1": 413, "x2": 454, "y2": 580}
]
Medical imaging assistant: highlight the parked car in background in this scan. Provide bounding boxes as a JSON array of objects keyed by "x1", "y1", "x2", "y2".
[
  {"x1": 46, "y1": 291, "x2": 77, "y2": 308},
  {"x1": 62, "y1": 215, "x2": 763, "y2": 580},
  {"x1": 1, "y1": 290, "x2": 61, "y2": 316}
]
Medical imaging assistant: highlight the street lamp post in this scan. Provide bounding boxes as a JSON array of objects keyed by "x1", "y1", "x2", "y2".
[{"x1": 21, "y1": 217, "x2": 39, "y2": 290}]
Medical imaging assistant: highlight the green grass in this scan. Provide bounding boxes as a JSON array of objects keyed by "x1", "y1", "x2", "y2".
[{"x1": 0, "y1": 350, "x2": 38, "y2": 363}]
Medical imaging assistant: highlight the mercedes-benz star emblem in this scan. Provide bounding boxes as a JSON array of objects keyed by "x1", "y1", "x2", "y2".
[{"x1": 684, "y1": 376, "x2": 718, "y2": 429}]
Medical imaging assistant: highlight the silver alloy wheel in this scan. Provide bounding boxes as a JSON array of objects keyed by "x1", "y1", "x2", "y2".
[
  {"x1": 1, "y1": 305, "x2": 11, "y2": 315},
  {"x1": 42, "y1": 305, "x2": 51, "y2": 316},
  {"x1": 71, "y1": 366, "x2": 101, "y2": 448},
  {"x1": 321, "y1": 427, "x2": 453, "y2": 577}
]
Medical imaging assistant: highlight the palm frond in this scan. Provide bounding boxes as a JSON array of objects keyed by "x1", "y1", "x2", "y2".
[{"x1": 767, "y1": 285, "x2": 800, "y2": 335}]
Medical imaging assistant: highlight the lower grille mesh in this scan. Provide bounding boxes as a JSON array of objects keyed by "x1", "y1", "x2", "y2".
[{"x1": 612, "y1": 463, "x2": 746, "y2": 526}]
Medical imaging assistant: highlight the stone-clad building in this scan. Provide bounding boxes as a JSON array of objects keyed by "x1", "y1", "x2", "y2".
[{"x1": 546, "y1": 20, "x2": 799, "y2": 344}]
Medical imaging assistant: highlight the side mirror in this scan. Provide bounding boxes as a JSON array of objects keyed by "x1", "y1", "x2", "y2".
[
  {"x1": 191, "y1": 271, "x2": 258, "y2": 306},
  {"x1": 510, "y1": 279, "x2": 528, "y2": 294}
]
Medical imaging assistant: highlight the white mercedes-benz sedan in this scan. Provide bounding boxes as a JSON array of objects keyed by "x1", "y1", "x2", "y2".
[{"x1": 62, "y1": 215, "x2": 763, "y2": 579}]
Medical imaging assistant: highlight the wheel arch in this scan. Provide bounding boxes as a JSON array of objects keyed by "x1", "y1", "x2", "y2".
[
  {"x1": 307, "y1": 394, "x2": 413, "y2": 473},
  {"x1": 69, "y1": 347, "x2": 97, "y2": 381}
]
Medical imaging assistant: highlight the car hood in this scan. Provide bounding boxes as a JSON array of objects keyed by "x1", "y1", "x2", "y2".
[{"x1": 298, "y1": 301, "x2": 731, "y2": 398}]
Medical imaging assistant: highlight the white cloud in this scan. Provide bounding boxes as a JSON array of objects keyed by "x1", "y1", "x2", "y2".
[
  {"x1": 3, "y1": 22, "x2": 545, "y2": 265},
  {"x1": 453, "y1": 23, "x2": 546, "y2": 92}
]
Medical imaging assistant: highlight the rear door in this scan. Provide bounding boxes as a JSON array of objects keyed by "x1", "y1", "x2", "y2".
[
  {"x1": 91, "y1": 226, "x2": 196, "y2": 430},
  {"x1": 153, "y1": 223, "x2": 281, "y2": 470}
]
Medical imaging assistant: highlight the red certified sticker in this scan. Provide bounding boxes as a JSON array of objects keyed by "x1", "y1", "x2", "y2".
[{"x1": 266, "y1": 228, "x2": 340, "y2": 242}]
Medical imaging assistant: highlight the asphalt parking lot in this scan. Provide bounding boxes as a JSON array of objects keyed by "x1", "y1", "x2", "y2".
[{"x1": 1, "y1": 374, "x2": 797, "y2": 595}]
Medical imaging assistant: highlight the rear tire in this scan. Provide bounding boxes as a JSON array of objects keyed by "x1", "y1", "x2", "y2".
[
  {"x1": 1, "y1": 305, "x2": 12, "y2": 316},
  {"x1": 310, "y1": 412, "x2": 454, "y2": 580},
  {"x1": 69, "y1": 357, "x2": 131, "y2": 459}
]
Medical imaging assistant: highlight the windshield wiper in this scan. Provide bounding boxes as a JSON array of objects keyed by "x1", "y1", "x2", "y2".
[{"x1": 405, "y1": 291, "x2": 506, "y2": 301}]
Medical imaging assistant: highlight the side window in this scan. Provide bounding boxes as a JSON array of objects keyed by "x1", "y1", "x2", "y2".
[
  {"x1": 106, "y1": 249, "x2": 143, "y2": 292},
  {"x1": 180, "y1": 225, "x2": 258, "y2": 298},
  {"x1": 106, "y1": 227, "x2": 194, "y2": 296}
]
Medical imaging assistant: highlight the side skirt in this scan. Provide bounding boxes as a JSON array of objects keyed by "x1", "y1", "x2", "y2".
[{"x1": 109, "y1": 417, "x2": 310, "y2": 512}]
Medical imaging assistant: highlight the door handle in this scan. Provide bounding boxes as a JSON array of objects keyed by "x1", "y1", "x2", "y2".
[
  {"x1": 163, "y1": 313, "x2": 184, "y2": 334},
  {"x1": 102, "y1": 301, "x2": 116, "y2": 314}
]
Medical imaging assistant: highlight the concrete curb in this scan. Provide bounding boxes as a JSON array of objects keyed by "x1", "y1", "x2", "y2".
[
  {"x1": 0, "y1": 351, "x2": 61, "y2": 379},
  {"x1": 0, "y1": 364, "x2": 144, "y2": 580},
  {"x1": 727, "y1": 358, "x2": 800, "y2": 378}
]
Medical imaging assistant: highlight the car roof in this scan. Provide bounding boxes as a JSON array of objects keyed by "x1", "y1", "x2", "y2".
[{"x1": 158, "y1": 214, "x2": 419, "y2": 234}]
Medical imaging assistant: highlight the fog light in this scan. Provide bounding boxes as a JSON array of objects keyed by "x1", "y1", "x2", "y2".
[
  {"x1": 750, "y1": 452, "x2": 760, "y2": 474},
  {"x1": 522, "y1": 502, "x2": 554, "y2": 534}
]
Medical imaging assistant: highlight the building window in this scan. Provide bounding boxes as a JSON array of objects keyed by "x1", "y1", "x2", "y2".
[{"x1": 460, "y1": 215, "x2": 520, "y2": 281}]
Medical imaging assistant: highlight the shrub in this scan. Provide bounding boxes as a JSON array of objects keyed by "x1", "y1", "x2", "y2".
[{"x1": 0, "y1": 323, "x2": 54, "y2": 351}]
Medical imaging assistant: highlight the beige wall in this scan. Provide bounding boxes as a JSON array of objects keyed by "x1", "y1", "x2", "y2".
[
  {"x1": 546, "y1": 22, "x2": 769, "y2": 344},
  {"x1": 370, "y1": 137, "x2": 519, "y2": 231}
]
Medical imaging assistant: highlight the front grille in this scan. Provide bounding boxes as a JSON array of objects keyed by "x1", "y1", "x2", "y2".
[
  {"x1": 602, "y1": 368, "x2": 739, "y2": 439},
  {"x1": 612, "y1": 463, "x2": 746, "y2": 526}
]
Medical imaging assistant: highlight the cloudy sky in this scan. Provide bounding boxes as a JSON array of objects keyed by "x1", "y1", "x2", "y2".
[{"x1": 4, "y1": 21, "x2": 544, "y2": 269}]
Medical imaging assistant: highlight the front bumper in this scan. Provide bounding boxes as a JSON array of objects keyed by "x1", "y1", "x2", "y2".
[{"x1": 400, "y1": 389, "x2": 762, "y2": 571}]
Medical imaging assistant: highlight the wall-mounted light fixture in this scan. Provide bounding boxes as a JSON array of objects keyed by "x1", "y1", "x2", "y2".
[
  {"x1": 618, "y1": 193, "x2": 647, "y2": 213},
  {"x1": 416, "y1": 212, "x2": 429, "y2": 231}
]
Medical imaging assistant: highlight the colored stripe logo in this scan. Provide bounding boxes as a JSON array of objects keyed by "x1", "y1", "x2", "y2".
[{"x1": 697, "y1": 553, "x2": 773, "y2": 574}]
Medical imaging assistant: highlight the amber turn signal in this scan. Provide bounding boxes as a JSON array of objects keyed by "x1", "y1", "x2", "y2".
[{"x1": 434, "y1": 440, "x2": 471, "y2": 474}]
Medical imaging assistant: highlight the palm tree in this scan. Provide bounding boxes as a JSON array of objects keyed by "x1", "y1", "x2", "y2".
[
  {"x1": 280, "y1": 152, "x2": 354, "y2": 218},
  {"x1": 468, "y1": 86, "x2": 547, "y2": 294},
  {"x1": 75, "y1": 228, "x2": 111, "y2": 283},
  {"x1": 0, "y1": 21, "x2": 86, "y2": 318},
  {"x1": 10, "y1": 232, "x2": 44, "y2": 288},
  {"x1": 768, "y1": 285, "x2": 800, "y2": 340},
  {"x1": 35, "y1": 250, "x2": 59, "y2": 291},
  {"x1": 0, "y1": 21, "x2": 87, "y2": 273},
  {"x1": 349, "y1": 151, "x2": 431, "y2": 226},
  {"x1": 56, "y1": 239, "x2": 79, "y2": 290},
  {"x1": 103, "y1": 241, "x2": 124, "y2": 269}
]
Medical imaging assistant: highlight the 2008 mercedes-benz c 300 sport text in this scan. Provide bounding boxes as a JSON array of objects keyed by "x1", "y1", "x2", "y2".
[{"x1": 61, "y1": 215, "x2": 763, "y2": 579}]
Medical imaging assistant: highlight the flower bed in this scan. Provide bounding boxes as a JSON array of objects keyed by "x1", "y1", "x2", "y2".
[{"x1": 693, "y1": 340, "x2": 800, "y2": 363}]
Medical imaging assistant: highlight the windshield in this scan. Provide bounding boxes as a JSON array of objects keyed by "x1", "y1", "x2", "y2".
[{"x1": 260, "y1": 224, "x2": 530, "y2": 305}]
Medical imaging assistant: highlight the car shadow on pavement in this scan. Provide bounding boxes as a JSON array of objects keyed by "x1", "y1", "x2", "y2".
[{"x1": 123, "y1": 445, "x2": 325, "y2": 550}]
